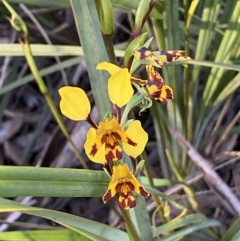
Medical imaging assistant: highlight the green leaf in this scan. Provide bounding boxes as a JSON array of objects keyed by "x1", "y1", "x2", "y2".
[
  {"x1": 221, "y1": 218, "x2": 240, "y2": 241},
  {"x1": 140, "y1": 177, "x2": 171, "y2": 187},
  {"x1": 112, "y1": 0, "x2": 162, "y2": 19},
  {"x1": 0, "y1": 166, "x2": 108, "y2": 197},
  {"x1": 135, "y1": 0, "x2": 154, "y2": 31},
  {"x1": 202, "y1": 1, "x2": 240, "y2": 106},
  {"x1": 188, "y1": 60, "x2": 240, "y2": 72},
  {"x1": 129, "y1": 195, "x2": 154, "y2": 241},
  {"x1": 152, "y1": 213, "x2": 207, "y2": 237},
  {"x1": 214, "y1": 72, "x2": 240, "y2": 105},
  {"x1": 159, "y1": 220, "x2": 221, "y2": 241},
  {"x1": 0, "y1": 57, "x2": 82, "y2": 95},
  {"x1": 6, "y1": 0, "x2": 69, "y2": 8},
  {"x1": 0, "y1": 44, "x2": 125, "y2": 57},
  {"x1": 153, "y1": 215, "x2": 221, "y2": 241},
  {"x1": 0, "y1": 198, "x2": 130, "y2": 241},
  {"x1": 70, "y1": 0, "x2": 111, "y2": 118},
  {"x1": 0, "y1": 230, "x2": 88, "y2": 241}
]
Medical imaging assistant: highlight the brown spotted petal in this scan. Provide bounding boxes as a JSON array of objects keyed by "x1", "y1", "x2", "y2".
[
  {"x1": 146, "y1": 65, "x2": 164, "y2": 89},
  {"x1": 148, "y1": 85, "x2": 174, "y2": 105},
  {"x1": 130, "y1": 76, "x2": 147, "y2": 86},
  {"x1": 134, "y1": 47, "x2": 163, "y2": 67},
  {"x1": 157, "y1": 50, "x2": 191, "y2": 64}
]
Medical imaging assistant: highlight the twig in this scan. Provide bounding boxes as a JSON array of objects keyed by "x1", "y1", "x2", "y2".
[{"x1": 169, "y1": 127, "x2": 240, "y2": 216}]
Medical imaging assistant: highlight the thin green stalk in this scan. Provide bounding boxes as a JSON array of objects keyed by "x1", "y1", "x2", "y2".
[
  {"x1": 102, "y1": 34, "x2": 117, "y2": 64},
  {"x1": 121, "y1": 94, "x2": 145, "y2": 126},
  {"x1": 21, "y1": 37, "x2": 88, "y2": 169},
  {"x1": 121, "y1": 209, "x2": 140, "y2": 241},
  {"x1": 165, "y1": 149, "x2": 199, "y2": 212}
]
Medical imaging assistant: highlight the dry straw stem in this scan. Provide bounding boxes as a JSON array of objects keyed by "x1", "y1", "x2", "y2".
[{"x1": 169, "y1": 128, "x2": 240, "y2": 217}]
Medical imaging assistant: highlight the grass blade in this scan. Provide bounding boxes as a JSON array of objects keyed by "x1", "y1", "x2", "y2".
[
  {"x1": 70, "y1": 0, "x2": 111, "y2": 118},
  {"x1": 0, "y1": 198, "x2": 130, "y2": 241}
]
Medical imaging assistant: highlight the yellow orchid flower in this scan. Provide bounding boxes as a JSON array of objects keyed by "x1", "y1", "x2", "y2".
[
  {"x1": 103, "y1": 164, "x2": 149, "y2": 209},
  {"x1": 58, "y1": 86, "x2": 148, "y2": 165},
  {"x1": 97, "y1": 62, "x2": 146, "y2": 108},
  {"x1": 84, "y1": 117, "x2": 148, "y2": 164},
  {"x1": 146, "y1": 65, "x2": 174, "y2": 105}
]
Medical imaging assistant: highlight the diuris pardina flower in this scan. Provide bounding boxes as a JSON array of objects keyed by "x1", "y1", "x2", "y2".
[
  {"x1": 97, "y1": 62, "x2": 147, "y2": 107},
  {"x1": 146, "y1": 65, "x2": 173, "y2": 105},
  {"x1": 103, "y1": 164, "x2": 149, "y2": 209},
  {"x1": 59, "y1": 86, "x2": 148, "y2": 164},
  {"x1": 134, "y1": 47, "x2": 191, "y2": 104}
]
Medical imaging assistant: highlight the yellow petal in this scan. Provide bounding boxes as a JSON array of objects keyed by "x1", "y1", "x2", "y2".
[
  {"x1": 108, "y1": 69, "x2": 133, "y2": 107},
  {"x1": 111, "y1": 164, "x2": 133, "y2": 182},
  {"x1": 59, "y1": 86, "x2": 90, "y2": 121},
  {"x1": 96, "y1": 62, "x2": 121, "y2": 75},
  {"x1": 129, "y1": 177, "x2": 149, "y2": 198},
  {"x1": 123, "y1": 121, "x2": 148, "y2": 158},
  {"x1": 84, "y1": 128, "x2": 106, "y2": 164},
  {"x1": 97, "y1": 117, "x2": 122, "y2": 134}
]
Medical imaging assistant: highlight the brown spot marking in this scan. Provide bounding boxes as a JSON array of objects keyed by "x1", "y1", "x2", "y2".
[
  {"x1": 105, "y1": 141, "x2": 118, "y2": 149},
  {"x1": 116, "y1": 149, "x2": 122, "y2": 160},
  {"x1": 127, "y1": 138, "x2": 137, "y2": 146},
  {"x1": 127, "y1": 181, "x2": 135, "y2": 191},
  {"x1": 118, "y1": 196, "x2": 128, "y2": 209},
  {"x1": 116, "y1": 183, "x2": 122, "y2": 192},
  {"x1": 139, "y1": 186, "x2": 150, "y2": 198},
  {"x1": 102, "y1": 190, "x2": 112, "y2": 203},
  {"x1": 102, "y1": 132, "x2": 120, "y2": 149},
  {"x1": 138, "y1": 47, "x2": 150, "y2": 59},
  {"x1": 90, "y1": 144, "x2": 98, "y2": 156},
  {"x1": 105, "y1": 150, "x2": 115, "y2": 162},
  {"x1": 127, "y1": 196, "x2": 137, "y2": 208},
  {"x1": 165, "y1": 88, "x2": 173, "y2": 99},
  {"x1": 150, "y1": 90, "x2": 161, "y2": 99},
  {"x1": 162, "y1": 51, "x2": 174, "y2": 63}
]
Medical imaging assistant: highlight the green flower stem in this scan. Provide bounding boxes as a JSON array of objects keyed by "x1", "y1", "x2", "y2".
[
  {"x1": 21, "y1": 37, "x2": 88, "y2": 169},
  {"x1": 165, "y1": 149, "x2": 200, "y2": 211},
  {"x1": 121, "y1": 209, "x2": 140, "y2": 241},
  {"x1": 102, "y1": 34, "x2": 117, "y2": 64}
]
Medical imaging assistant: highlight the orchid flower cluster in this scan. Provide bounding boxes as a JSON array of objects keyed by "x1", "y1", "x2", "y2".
[{"x1": 58, "y1": 47, "x2": 190, "y2": 210}]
